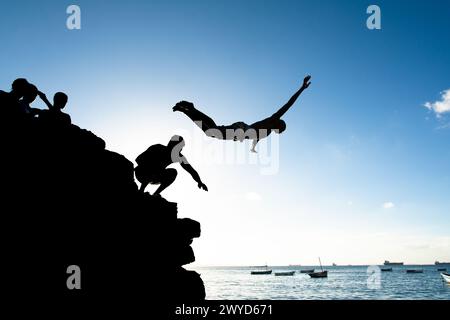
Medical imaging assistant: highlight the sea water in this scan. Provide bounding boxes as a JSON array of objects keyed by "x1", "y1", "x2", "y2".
[{"x1": 190, "y1": 265, "x2": 450, "y2": 300}]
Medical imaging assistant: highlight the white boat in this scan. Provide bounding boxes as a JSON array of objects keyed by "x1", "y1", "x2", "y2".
[{"x1": 441, "y1": 272, "x2": 450, "y2": 284}]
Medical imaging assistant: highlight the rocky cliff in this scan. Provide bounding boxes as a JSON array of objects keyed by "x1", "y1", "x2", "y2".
[{"x1": 0, "y1": 104, "x2": 205, "y2": 304}]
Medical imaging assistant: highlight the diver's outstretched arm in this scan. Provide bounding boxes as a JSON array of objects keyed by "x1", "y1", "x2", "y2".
[
  {"x1": 174, "y1": 101, "x2": 217, "y2": 132},
  {"x1": 271, "y1": 75, "x2": 311, "y2": 119}
]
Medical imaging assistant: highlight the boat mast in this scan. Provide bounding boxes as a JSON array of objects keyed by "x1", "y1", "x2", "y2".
[{"x1": 319, "y1": 257, "x2": 323, "y2": 272}]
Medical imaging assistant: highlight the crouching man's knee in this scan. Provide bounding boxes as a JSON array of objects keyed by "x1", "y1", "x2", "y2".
[{"x1": 164, "y1": 168, "x2": 178, "y2": 184}]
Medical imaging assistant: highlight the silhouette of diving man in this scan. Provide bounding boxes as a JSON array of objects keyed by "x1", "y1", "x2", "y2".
[
  {"x1": 135, "y1": 135, "x2": 208, "y2": 195},
  {"x1": 173, "y1": 75, "x2": 311, "y2": 152}
]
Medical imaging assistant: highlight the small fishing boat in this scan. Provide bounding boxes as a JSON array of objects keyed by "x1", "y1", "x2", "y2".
[
  {"x1": 406, "y1": 269, "x2": 423, "y2": 273},
  {"x1": 274, "y1": 271, "x2": 295, "y2": 276},
  {"x1": 251, "y1": 270, "x2": 272, "y2": 275},
  {"x1": 381, "y1": 267, "x2": 393, "y2": 272},
  {"x1": 435, "y1": 261, "x2": 450, "y2": 265},
  {"x1": 300, "y1": 269, "x2": 315, "y2": 273},
  {"x1": 437, "y1": 268, "x2": 447, "y2": 272},
  {"x1": 309, "y1": 270, "x2": 328, "y2": 278},
  {"x1": 441, "y1": 272, "x2": 450, "y2": 284},
  {"x1": 251, "y1": 264, "x2": 272, "y2": 275},
  {"x1": 308, "y1": 257, "x2": 328, "y2": 278}
]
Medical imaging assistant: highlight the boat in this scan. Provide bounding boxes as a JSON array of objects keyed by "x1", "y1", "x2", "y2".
[
  {"x1": 250, "y1": 265, "x2": 272, "y2": 275},
  {"x1": 381, "y1": 267, "x2": 393, "y2": 272},
  {"x1": 435, "y1": 261, "x2": 450, "y2": 265},
  {"x1": 309, "y1": 271, "x2": 328, "y2": 278},
  {"x1": 406, "y1": 269, "x2": 423, "y2": 273},
  {"x1": 437, "y1": 268, "x2": 447, "y2": 272},
  {"x1": 300, "y1": 269, "x2": 315, "y2": 273},
  {"x1": 251, "y1": 270, "x2": 272, "y2": 275},
  {"x1": 308, "y1": 257, "x2": 328, "y2": 278},
  {"x1": 332, "y1": 263, "x2": 337, "y2": 267},
  {"x1": 441, "y1": 272, "x2": 450, "y2": 284},
  {"x1": 384, "y1": 260, "x2": 404, "y2": 266},
  {"x1": 274, "y1": 271, "x2": 295, "y2": 276}
]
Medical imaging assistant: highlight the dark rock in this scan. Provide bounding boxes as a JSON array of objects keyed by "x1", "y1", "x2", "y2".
[
  {"x1": 176, "y1": 218, "x2": 201, "y2": 240},
  {"x1": 0, "y1": 97, "x2": 205, "y2": 307}
]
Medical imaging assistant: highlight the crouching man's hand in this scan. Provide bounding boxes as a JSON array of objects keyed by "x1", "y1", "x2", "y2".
[{"x1": 198, "y1": 182, "x2": 208, "y2": 191}]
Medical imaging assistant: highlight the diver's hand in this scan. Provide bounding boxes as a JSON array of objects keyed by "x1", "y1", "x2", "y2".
[
  {"x1": 173, "y1": 100, "x2": 194, "y2": 112},
  {"x1": 198, "y1": 182, "x2": 208, "y2": 191},
  {"x1": 302, "y1": 75, "x2": 312, "y2": 89}
]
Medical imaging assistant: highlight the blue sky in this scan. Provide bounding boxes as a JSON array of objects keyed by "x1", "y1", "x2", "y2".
[{"x1": 1, "y1": 0, "x2": 449, "y2": 265}]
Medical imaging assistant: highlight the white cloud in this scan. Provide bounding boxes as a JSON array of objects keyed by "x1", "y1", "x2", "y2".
[
  {"x1": 383, "y1": 202, "x2": 395, "y2": 209},
  {"x1": 245, "y1": 192, "x2": 262, "y2": 202},
  {"x1": 424, "y1": 89, "x2": 450, "y2": 117}
]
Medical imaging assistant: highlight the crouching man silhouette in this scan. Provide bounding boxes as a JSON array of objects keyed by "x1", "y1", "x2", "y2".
[{"x1": 135, "y1": 135, "x2": 208, "y2": 195}]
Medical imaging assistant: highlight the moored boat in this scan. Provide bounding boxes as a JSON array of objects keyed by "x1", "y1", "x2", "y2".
[
  {"x1": 406, "y1": 269, "x2": 423, "y2": 273},
  {"x1": 437, "y1": 268, "x2": 447, "y2": 272},
  {"x1": 308, "y1": 270, "x2": 328, "y2": 278},
  {"x1": 308, "y1": 257, "x2": 328, "y2": 278},
  {"x1": 274, "y1": 271, "x2": 295, "y2": 276},
  {"x1": 251, "y1": 270, "x2": 272, "y2": 275},
  {"x1": 381, "y1": 267, "x2": 393, "y2": 272},
  {"x1": 435, "y1": 261, "x2": 450, "y2": 265}
]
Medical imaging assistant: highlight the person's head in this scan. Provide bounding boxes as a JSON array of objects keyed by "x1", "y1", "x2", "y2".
[
  {"x1": 167, "y1": 135, "x2": 185, "y2": 151},
  {"x1": 53, "y1": 92, "x2": 68, "y2": 110},
  {"x1": 272, "y1": 119, "x2": 286, "y2": 134},
  {"x1": 11, "y1": 78, "x2": 29, "y2": 99},
  {"x1": 23, "y1": 84, "x2": 38, "y2": 104}
]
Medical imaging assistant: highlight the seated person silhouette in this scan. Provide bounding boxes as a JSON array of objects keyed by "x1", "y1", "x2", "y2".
[
  {"x1": 135, "y1": 135, "x2": 208, "y2": 195},
  {"x1": 173, "y1": 75, "x2": 311, "y2": 152},
  {"x1": 37, "y1": 91, "x2": 71, "y2": 125},
  {"x1": 19, "y1": 84, "x2": 41, "y2": 117},
  {"x1": 0, "y1": 78, "x2": 30, "y2": 117}
]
